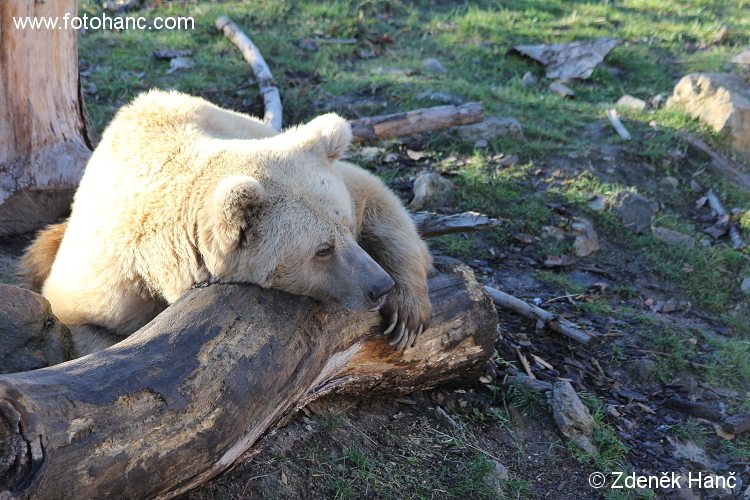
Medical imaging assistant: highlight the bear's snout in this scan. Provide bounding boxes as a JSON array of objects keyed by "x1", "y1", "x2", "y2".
[{"x1": 368, "y1": 274, "x2": 395, "y2": 302}]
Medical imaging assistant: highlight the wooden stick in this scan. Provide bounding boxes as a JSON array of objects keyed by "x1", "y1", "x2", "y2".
[
  {"x1": 350, "y1": 103, "x2": 483, "y2": 143},
  {"x1": 0, "y1": 260, "x2": 497, "y2": 498},
  {"x1": 216, "y1": 16, "x2": 282, "y2": 132},
  {"x1": 679, "y1": 132, "x2": 750, "y2": 191},
  {"x1": 706, "y1": 189, "x2": 745, "y2": 249},
  {"x1": 411, "y1": 211, "x2": 500, "y2": 237},
  {"x1": 515, "y1": 348, "x2": 536, "y2": 379},
  {"x1": 484, "y1": 285, "x2": 595, "y2": 344},
  {"x1": 606, "y1": 109, "x2": 631, "y2": 140}
]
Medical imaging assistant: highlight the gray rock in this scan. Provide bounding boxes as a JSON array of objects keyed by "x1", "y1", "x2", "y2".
[
  {"x1": 667, "y1": 73, "x2": 750, "y2": 157},
  {"x1": 741, "y1": 277, "x2": 750, "y2": 295},
  {"x1": 648, "y1": 93, "x2": 666, "y2": 109},
  {"x1": 167, "y1": 56, "x2": 194, "y2": 73},
  {"x1": 730, "y1": 49, "x2": 750, "y2": 66},
  {"x1": 659, "y1": 176, "x2": 679, "y2": 189},
  {"x1": 652, "y1": 227, "x2": 695, "y2": 249},
  {"x1": 511, "y1": 38, "x2": 621, "y2": 80},
  {"x1": 521, "y1": 71, "x2": 537, "y2": 88},
  {"x1": 616, "y1": 95, "x2": 647, "y2": 111},
  {"x1": 550, "y1": 381, "x2": 599, "y2": 456},
  {"x1": 0, "y1": 284, "x2": 72, "y2": 374},
  {"x1": 409, "y1": 172, "x2": 454, "y2": 210},
  {"x1": 572, "y1": 217, "x2": 600, "y2": 257},
  {"x1": 587, "y1": 196, "x2": 606, "y2": 211},
  {"x1": 456, "y1": 117, "x2": 524, "y2": 142},
  {"x1": 416, "y1": 91, "x2": 465, "y2": 105},
  {"x1": 614, "y1": 191, "x2": 658, "y2": 233},
  {"x1": 474, "y1": 139, "x2": 488, "y2": 149},
  {"x1": 483, "y1": 459, "x2": 509, "y2": 497},
  {"x1": 549, "y1": 80, "x2": 575, "y2": 98},
  {"x1": 423, "y1": 58, "x2": 447, "y2": 74}
]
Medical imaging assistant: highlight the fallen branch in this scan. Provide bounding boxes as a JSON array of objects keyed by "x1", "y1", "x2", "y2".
[
  {"x1": 706, "y1": 189, "x2": 745, "y2": 249},
  {"x1": 0, "y1": 260, "x2": 496, "y2": 498},
  {"x1": 484, "y1": 285, "x2": 596, "y2": 344},
  {"x1": 411, "y1": 211, "x2": 500, "y2": 237},
  {"x1": 721, "y1": 413, "x2": 750, "y2": 436},
  {"x1": 350, "y1": 103, "x2": 483, "y2": 143},
  {"x1": 664, "y1": 396, "x2": 723, "y2": 421},
  {"x1": 679, "y1": 132, "x2": 750, "y2": 191},
  {"x1": 606, "y1": 109, "x2": 631, "y2": 140},
  {"x1": 216, "y1": 16, "x2": 282, "y2": 131},
  {"x1": 501, "y1": 368, "x2": 552, "y2": 392}
]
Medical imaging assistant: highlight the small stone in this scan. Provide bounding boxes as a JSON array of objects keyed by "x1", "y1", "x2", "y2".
[
  {"x1": 652, "y1": 227, "x2": 695, "y2": 249},
  {"x1": 659, "y1": 176, "x2": 679, "y2": 189},
  {"x1": 550, "y1": 381, "x2": 599, "y2": 456},
  {"x1": 572, "y1": 217, "x2": 600, "y2": 257},
  {"x1": 689, "y1": 179, "x2": 703, "y2": 192},
  {"x1": 482, "y1": 459, "x2": 509, "y2": 497},
  {"x1": 474, "y1": 139, "x2": 488, "y2": 148},
  {"x1": 613, "y1": 191, "x2": 658, "y2": 233},
  {"x1": 616, "y1": 95, "x2": 647, "y2": 111},
  {"x1": 167, "y1": 56, "x2": 194, "y2": 73},
  {"x1": 587, "y1": 196, "x2": 606, "y2": 211},
  {"x1": 549, "y1": 80, "x2": 575, "y2": 98},
  {"x1": 416, "y1": 91, "x2": 465, "y2": 105},
  {"x1": 357, "y1": 146, "x2": 383, "y2": 161},
  {"x1": 456, "y1": 116, "x2": 524, "y2": 142},
  {"x1": 606, "y1": 405, "x2": 621, "y2": 418},
  {"x1": 422, "y1": 58, "x2": 447, "y2": 74},
  {"x1": 648, "y1": 94, "x2": 666, "y2": 109},
  {"x1": 730, "y1": 49, "x2": 750, "y2": 66},
  {"x1": 521, "y1": 71, "x2": 537, "y2": 88},
  {"x1": 495, "y1": 154, "x2": 519, "y2": 168},
  {"x1": 304, "y1": 424, "x2": 313, "y2": 432},
  {"x1": 741, "y1": 277, "x2": 750, "y2": 295},
  {"x1": 409, "y1": 172, "x2": 454, "y2": 210}
]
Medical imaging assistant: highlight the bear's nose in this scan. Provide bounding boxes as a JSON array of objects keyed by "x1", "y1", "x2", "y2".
[{"x1": 368, "y1": 274, "x2": 395, "y2": 302}]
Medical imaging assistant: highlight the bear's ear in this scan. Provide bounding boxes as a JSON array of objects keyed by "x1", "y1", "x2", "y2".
[
  {"x1": 298, "y1": 113, "x2": 352, "y2": 162},
  {"x1": 206, "y1": 175, "x2": 265, "y2": 251}
]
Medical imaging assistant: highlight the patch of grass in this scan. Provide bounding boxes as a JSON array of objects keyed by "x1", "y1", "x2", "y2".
[
  {"x1": 535, "y1": 271, "x2": 587, "y2": 295},
  {"x1": 502, "y1": 382, "x2": 548, "y2": 418},
  {"x1": 573, "y1": 395, "x2": 629, "y2": 473},
  {"x1": 431, "y1": 234, "x2": 477, "y2": 259},
  {"x1": 671, "y1": 418, "x2": 710, "y2": 446}
]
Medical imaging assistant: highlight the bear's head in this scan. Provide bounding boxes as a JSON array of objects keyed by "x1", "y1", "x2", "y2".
[{"x1": 199, "y1": 113, "x2": 395, "y2": 311}]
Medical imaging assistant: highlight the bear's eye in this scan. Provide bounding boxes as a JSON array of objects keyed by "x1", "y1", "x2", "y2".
[{"x1": 315, "y1": 243, "x2": 334, "y2": 258}]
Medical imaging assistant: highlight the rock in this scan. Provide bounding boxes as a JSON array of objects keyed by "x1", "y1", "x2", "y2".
[
  {"x1": 613, "y1": 191, "x2": 658, "y2": 233},
  {"x1": 409, "y1": 172, "x2": 454, "y2": 210},
  {"x1": 741, "y1": 277, "x2": 750, "y2": 295},
  {"x1": 667, "y1": 73, "x2": 750, "y2": 157},
  {"x1": 689, "y1": 179, "x2": 703, "y2": 192},
  {"x1": 572, "y1": 217, "x2": 600, "y2": 257},
  {"x1": 474, "y1": 139, "x2": 488, "y2": 149},
  {"x1": 356, "y1": 146, "x2": 383, "y2": 161},
  {"x1": 549, "y1": 80, "x2": 575, "y2": 98},
  {"x1": 670, "y1": 439, "x2": 716, "y2": 469},
  {"x1": 483, "y1": 459, "x2": 509, "y2": 496},
  {"x1": 103, "y1": 0, "x2": 139, "y2": 13},
  {"x1": 550, "y1": 381, "x2": 599, "y2": 456},
  {"x1": 616, "y1": 95, "x2": 647, "y2": 111},
  {"x1": 652, "y1": 227, "x2": 695, "y2": 249},
  {"x1": 0, "y1": 284, "x2": 72, "y2": 374},
  {"x1": 659, "y1": 176, "x2": 679, "y2": 189},
  {"x1": 511, "y1": 38, "x2": 621, "y2": 80},
  {"x1": 456, "y1": 116, "x2": 524, "y2": 142},
  {"x1": 730, "y1": 49, "x2": 750, "y2": 66},
  {"x1": 422, "y1": 58, "x2": 447, "y2": 75},
  {"x1": 416, "y1": 91, "x2": 465, "y2": 105},
  {"x1": 153, "y1": 48, "x2": 193, "y2": 60},
  {"x1": 521, "y1": 71, "x2": 537, "y2": 88},
  {"x1": 167, "y1": 56, "x2": 194, "y2": 73},
  {"x1": 587, "y1": 196, "x2": 606, "y2": 211},
  {"x1": 648, "y1": 94, "x2": 666, "y2": 109},
  {"x1": 710, "y1": 25, "x2": 729, "y2": 46}
]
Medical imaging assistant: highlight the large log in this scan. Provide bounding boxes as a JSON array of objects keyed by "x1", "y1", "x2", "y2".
[
  {"x1": 0, "y1": 260, "x2": 496, "y2": 499},
  {"x1": 0, "y1": 0, "x2": 91, "y2": 236}
]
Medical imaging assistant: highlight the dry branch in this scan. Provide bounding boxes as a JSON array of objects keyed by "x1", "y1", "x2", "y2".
[
  {"x1": 679, "y1": 132, "x2": 750, "y2": 191},
  {"x1": 606, "y1": 109, "x2": 631, "y2": 140},
  {"x1": 706, "y1": 189, "x2": 745, "y2": 249},
  {"x1": 0, "y1": 260, "x2": 496, "y2": 499},
  {"x1": 350, "y1": 103, "x2": 483, "y2": 143},
  {"x1": 216, "y1": 15, "x2": 282, "y2": 131},
  {"x1": 411, "y1": 211, "x2": 500, "y2": 237},
  {"x1": 484, "y1": 285, "x2": 596, "y2": 344}
]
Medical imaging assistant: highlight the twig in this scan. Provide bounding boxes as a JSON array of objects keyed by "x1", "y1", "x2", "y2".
[
  {"x1": 606, "y1": 109, "x2": 631, "y2": 140},
  {"x1": 501, "y1": 368, "x2": 553, "y2": 392},
  {"x1": 484, "y1": 286, "x2": 596, "y2": 344},
  {"x1": 679, "y1": 132, "x2": 750, "y2": 191},
  {"x1": 216, "y1": 16, "x2": 282, "y2": 131},
  {"x1": 706, "y1": 189, "x2": 745, "y2": 249},
  {"x1": 411, "y1": 211, "x2": 500, "y2": 237},
  {"x1": 515, "y1": 348, "x2": 536, "y2": 380},
  {"x1": 350, "y1": 103, "x2": 483, "y2": 143}
]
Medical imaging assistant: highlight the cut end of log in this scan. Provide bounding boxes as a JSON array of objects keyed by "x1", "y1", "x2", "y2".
[{"x1": 0, "y1": 399, "x2": 43, "y2": 493}]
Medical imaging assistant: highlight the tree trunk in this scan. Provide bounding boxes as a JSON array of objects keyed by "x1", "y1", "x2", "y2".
[
  {"x1": 0, "y1": 0, "x2": 90, "y2": 236},
  {"x1": 0, "y1": 259, "x2": 496, "y2": 499}
]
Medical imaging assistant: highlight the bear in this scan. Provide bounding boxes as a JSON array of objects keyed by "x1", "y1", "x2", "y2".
[{"x1": 20, "y1": 90, "x2": 432, "y2": 357}]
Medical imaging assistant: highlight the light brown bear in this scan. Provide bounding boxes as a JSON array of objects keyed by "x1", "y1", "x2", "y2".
[{"x1": 21, "y1": 90, "x2": 432, "y2": 357}]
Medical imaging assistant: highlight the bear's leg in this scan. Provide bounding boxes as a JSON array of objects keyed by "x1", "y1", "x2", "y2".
[
  {"x1": 70, "y1": 324, "x2": 126, "y2": 358},
  {"x1": 336, "y1": 161, "x2": 433, "y2": 349}
]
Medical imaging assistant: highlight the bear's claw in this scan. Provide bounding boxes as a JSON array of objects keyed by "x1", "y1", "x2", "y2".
[{"x1": 383, "y1": 312, "x2": 398, "y2": 335}]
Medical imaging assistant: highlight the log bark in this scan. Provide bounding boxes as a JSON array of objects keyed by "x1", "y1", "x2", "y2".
[
  {"x1": 679, "y1": 132, "x2": 750, "y2": 191},
  {"x1": 0, "y1": 0, "x2": 91, "y2": 236},
  {"x1": 0, "y1": 259, "x2": 496, "y2": 499},
  {"x1": 215, "y1": 15, "x2": 282, "y2": 132},
  {"x1": 412, "y1": 211, "x2": 500, "y2": 237},
  {"x1": 350, "y1": 103, "x2": 483, "y2": 143}
]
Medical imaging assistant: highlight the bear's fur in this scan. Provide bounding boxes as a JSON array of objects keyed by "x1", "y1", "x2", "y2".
[{"x1": 21, "y1": 90, "x2": 432, "y2": 357}]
